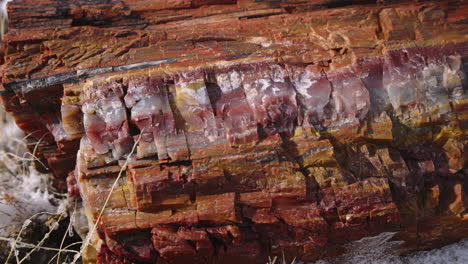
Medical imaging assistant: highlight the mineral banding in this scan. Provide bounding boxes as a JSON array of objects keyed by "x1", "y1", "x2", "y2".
[{"x1": 0, "y1": 0, "x2": 467, "y2": 263}]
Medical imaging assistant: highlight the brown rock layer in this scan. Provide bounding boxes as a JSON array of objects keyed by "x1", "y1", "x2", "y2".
[{"x1": 1, "y1": 0, "x2": 467, "y2": 263}]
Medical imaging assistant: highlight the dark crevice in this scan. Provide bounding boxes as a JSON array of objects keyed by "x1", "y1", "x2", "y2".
[
  {"x1": 159, "y1": 159, "x2": 192, "y2": 168},
  {"x1": 205, "y1": 81, "x2": 222, "y2": 117},
  {"x1": 190, "y1": 37, "x2": 236, "y2": 43},
  {"x1": 238, "y1": 11, "x2": 286, "y2": 20},
  {"x1": 331, "y1": 47, "x2": 348, "y2": 56}
]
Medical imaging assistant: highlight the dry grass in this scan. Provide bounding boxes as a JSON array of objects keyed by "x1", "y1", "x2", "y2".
[
  {"x1": 0, "y1": 4, "x2": 83, "y2": 262},
  {"x1": 70, "y1": 130, "x2": 143, "y2": 264},
  {"x1": 0, "y1": 101, "x2": 143, "y2": 263},
  {"x1": 0, "y1": 107, "x2": 80, "y2": 263},
  {"x1": 267, "y1": 255, "x2": 297, "y2": 264}
]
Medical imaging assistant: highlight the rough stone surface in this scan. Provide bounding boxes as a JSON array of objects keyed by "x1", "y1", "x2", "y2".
[{"x1": 1, "y1": 0, "x2": 467, "y2": 263}]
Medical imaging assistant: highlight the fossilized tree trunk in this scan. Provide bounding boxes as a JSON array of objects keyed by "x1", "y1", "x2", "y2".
[{"x1": 1, "y1": 0, "x2": 467, "y2": 263}]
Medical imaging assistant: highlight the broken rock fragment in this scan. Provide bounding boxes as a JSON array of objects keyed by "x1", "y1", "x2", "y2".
[{"x1": 1, "y1": 0, "x2": 468, "y2": 263}]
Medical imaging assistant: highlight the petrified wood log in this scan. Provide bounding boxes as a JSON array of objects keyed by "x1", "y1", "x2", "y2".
[{"x1": 1, "y1": 0, "x2": 467, "y2": 263}]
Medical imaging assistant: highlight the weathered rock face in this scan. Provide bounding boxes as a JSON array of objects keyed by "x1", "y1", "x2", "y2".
[{"x1": 1, "y1": 0, "x2": 467, "y2": 263}]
